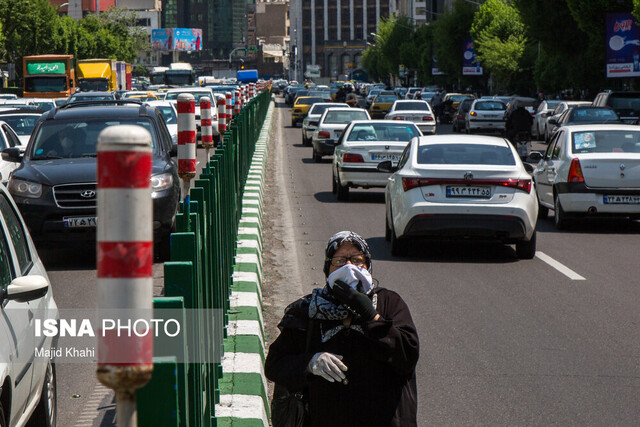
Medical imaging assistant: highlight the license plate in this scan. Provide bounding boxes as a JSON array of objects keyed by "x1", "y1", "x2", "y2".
[
  {"x1": 372, "y1": 153, "x2": 400, "y2": 162},
  {"x1": 63, "y1": 216, "x2": 97, "y2": 228},
  {"x1": 603, "y1": 195, "x2": 640, "y2": 204},
  {"x1": 446, "y1": 186, "x2": 491, "y2": 198},
  {"x1": 623, "y1": 119, "x2": 637, "y2": 124}
]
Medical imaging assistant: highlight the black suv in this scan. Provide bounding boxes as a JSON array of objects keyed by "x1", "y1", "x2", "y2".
[
  {"x1": 2, "y1": 100, "x2": 179, "y2": 252},
  {"x1": 592, "y1": 90, "x2": 640, "y2": 123}
]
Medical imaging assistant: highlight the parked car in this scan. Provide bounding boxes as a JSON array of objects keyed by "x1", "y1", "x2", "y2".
[
  {"x1": 302, "y1": 102, "x2": 349, "y2": 145},
  {"x1": 369, "y1": 94, "x2": 399, "y2": 119},
  {"x1": 0, "y1": 180, "x2": 58, "y2": 427},
  {"x1": 532, "y1": 124, "x2": 640, "y2": 229},
  {"x1": 465, "y1": 99, "x2": 507, "y2": 135},
  {"x1": 452, "y1": 98, "x2": 474, "y2": 133},
  {"x1": 3, "y1": 101, "x2": 180, "y2": 258},
  {"x1": 385, "y1": 100, "x2": 436, "y2": 135},
  {"x1": 547, "y1": 106, "x2": 621, "y2": 139},
  {"x1": 311, "y1": 107, "x2": 370, "y2": 162},
  {"x1": 592, "y1": 90, "x2": 640, "y2": 124},
  {"x1": 381, "y1": 134, "x2": 538, "y2": 258},
  {"x1": 332, "y1": 120, "x2": 422, "y2": 200},
  {"x1": 291, "y1": 96, "x2": 325, "y2": 127},
  {"x1": 531, "y1": 100, "x2": 564, "y2": 140},
  {"x1": 544, "y1": 101, "x2": 591, "y2": 141}
]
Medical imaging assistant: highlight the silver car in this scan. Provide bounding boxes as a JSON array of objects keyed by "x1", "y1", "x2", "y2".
[
  {"x1": 385, "y1": 100, "x2": 436, "y2": 135},
  {"x1": 311, "y1": 108, "x2": 370, "y2": 162}
]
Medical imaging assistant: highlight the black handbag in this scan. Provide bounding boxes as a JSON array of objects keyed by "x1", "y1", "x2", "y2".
[{"x1": 270, "y1": 319, "x2": 315, "y2": 427}]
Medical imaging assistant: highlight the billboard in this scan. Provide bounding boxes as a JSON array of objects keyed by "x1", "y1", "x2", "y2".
[
  {"x1": 462, "y1": 38, "x2": 482, "y2": 76},
  {"x1": 605, "y1": 13, "x2": 640, "y2": 77},
  {"x1": 151, "y1": 28, "x2": 203, "y2": 52}
]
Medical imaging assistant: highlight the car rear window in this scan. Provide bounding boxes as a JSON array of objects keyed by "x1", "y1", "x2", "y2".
[
  {"x1": 375, "y1": 96, "x2": 398, "y2": 103},
  {"x1": 607, "y1": 94, "x2": 640, "y2": 112},
  {"x1": 570, "y1": 108, "x2": 618, "y2": 122},
  {"x1": 347, "y1": 123, "x2": 420, "y2": 142},
  {"x1": 323, "y1": 110, "x2": 369, "y2": 124},
  {"x1": 572, "y1": 130, "x2": 640, "y2": 153},
  {"x1": 165, "y1": 92, "x2": 213, "y2": 105},
  {"x1": 394, "y1": 102, "x2": 429, "y2": 111},
  {"x1": 417, "y1": 144, "x2": 516, "y2": 165},
  {"x1": 30, "y1": 118, "x2": 159, "y2": 160},
  {"x1": 295, "y1": 97, "x2": 324, "y2": 105},
  {"x1": 474, "y1": 101, "x2": 506, "y2": 111},
  {"x1": 309, "y1": 104, "x2": 347, "y2": 115}
]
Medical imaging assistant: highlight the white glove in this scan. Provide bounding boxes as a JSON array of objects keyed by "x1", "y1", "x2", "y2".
[{"x1": 308, "y1": 352, "x2": 348, "y2": 383}]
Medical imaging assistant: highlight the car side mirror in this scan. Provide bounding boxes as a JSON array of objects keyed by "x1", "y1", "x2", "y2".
[
  {"x1": 548, "y1": 118, "x2": 558, "y2": 125},
  {"x1": 3, "y1": 275, "x2": 49, "y2": 303},
  {"x1": 528, "y1": 151, "x2": 543, "y2": 162},
  {"x1": 377, "y1": 160, "x2": 398, "y2": 173},
  {"x1": 2, "y1": 147, "x2": 22, "y2": 163}
]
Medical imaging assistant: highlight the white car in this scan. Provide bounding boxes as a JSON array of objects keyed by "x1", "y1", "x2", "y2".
[
  {"x1": 164, "y1": 88, "x2": 221, "y2": 143},
  {"x1": 532, "y1": 124, "x2": 640, "y2": 229},
  {"x1": 302, "y1": 102, "x2": 349, "y2": 146},
  {"x1": 531, "y1": 100, "x2": 563, "y2": 140},
  {"x1": 0, "y1": 112, "x2": 43, "y2": 146},
  {"x1": 311, "y1": 108, "x2": 370, "y2": 162},
  {"x1": 332, "y1": 120, "x2": 422, "y2": 200},
  {"x1": 382, "y1": 134, "x2": 538, "y2": 258},
  {"x1": 384, "y1": 100, "x2": 436, "y2": 135},
  {"x1": 545, "y1": 101, "x2": 591, "y2": 142},
  {"x1": 0, "y1": 182, "x2": 58, "y2": 426},
  {"x1": 465, "y1": 99, "x2": 507, "y2": 135},
  {"x1": 0, "y1": 120, "x2": 28, "y2": 181},
  {"x1": 145, "y1": 100, "x2": 178, "y2": 145}
]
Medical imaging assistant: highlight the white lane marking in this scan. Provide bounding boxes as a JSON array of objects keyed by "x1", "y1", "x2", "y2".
[{"x1": 536, "y1": 251, "x2": 586, "y2": 280}]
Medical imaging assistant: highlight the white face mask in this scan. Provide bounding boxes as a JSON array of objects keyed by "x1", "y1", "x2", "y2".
[{"x1": 327, "y1": 264, "x2": 373, "y2": 294}]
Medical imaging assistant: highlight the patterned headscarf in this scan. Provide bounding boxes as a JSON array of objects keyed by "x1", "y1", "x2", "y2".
[{"x1": 323, "y1": 231, "x2": 372, "y2": 277}]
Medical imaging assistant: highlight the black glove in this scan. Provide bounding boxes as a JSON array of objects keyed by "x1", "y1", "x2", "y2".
[{"x1": 331, "y1": 280, "x2": 378, "y2": 321}]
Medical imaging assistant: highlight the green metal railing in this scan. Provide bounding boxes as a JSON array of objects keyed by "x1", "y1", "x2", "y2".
[{"x1": 137, "y1": 89, "x2": 270, "y2": 426}]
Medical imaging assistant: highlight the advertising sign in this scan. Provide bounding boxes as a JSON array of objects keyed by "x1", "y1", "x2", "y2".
[
  {"x1": 462, "y1": 38, "x2": 482, "y2": 76},
  {"x1": 26, "y1": 62, "x2": 66, "y2": 74},
  {"x1": 151, "y1": 28, "x2": 203, "y2": 51},
  {"x1": 606, "y1": 13, "x2": 640, "y2": 77}
]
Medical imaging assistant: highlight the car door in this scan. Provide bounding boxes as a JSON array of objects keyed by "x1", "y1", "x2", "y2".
[
  {"x1": 0, "y1": 204, "x2": 34, "y2": 421},
  {"x1": 535, "y1": 131, "x2": 564, "y2": 206}
]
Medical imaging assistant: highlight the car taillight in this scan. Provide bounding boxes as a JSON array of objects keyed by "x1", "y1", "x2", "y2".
[
  {"x1": 423, "y1": 116, "x2": 434, "y2": 122},
  {"x1": 469, "y1": 111, "x2": 477, "y2": 117},
  {"x1": 318, "y1": 131, "x2": 330, "y2": 138},
  {"x1": 401, "y1": 177, "x2": 533, "y2": 193},
  {"x1": 568, "y1": 158, "x2": 584, "y2": 183},
  {"x1": 392, "y1": 116, "x2": 405, "y2": 120},
  {"x1": 343, "y1": 153, "x2": 364, "y2": 162}
]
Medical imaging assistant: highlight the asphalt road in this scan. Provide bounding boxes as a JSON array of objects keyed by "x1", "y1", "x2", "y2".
[
  {"x1": 47, "y1": 98, "x2": 640, "y2": 425},
  {"x1": 271, "y1": 97, "x2": 640, "y2": 425}
]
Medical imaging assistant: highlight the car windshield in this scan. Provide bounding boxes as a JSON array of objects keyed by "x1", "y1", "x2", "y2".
[
  {"x1": 417, "y1": 144, "x2": 516, "y2": 165},
  {"x1": 30, "y1": 118, "x2": 158, "y2": 160},
  {"x1": 323, "y1": 110, "x2": 369, "y2": 124},
  {"x1": 570, "y1": 108, "x2": 619, "y2": 122},
  {"x1": 165, "y1": 92, "x2": 213, "y2": 105},
  {"x1": 156, "y1": 106, "x2": 177, "y2": 125},
  {"x1": 572, "y1": 130, "x2": 640, "y2": 153},
  {"x1": 347, "y1": 123, "x2": 420, "y2": 142},
  {"x1": 474, "y1": 101, "x2": 506, "y2": 111},
  {"x1": 0, "y1": 115, "x2": 40, "y2": 136},
  {"x1": 394, "y1": 102, "x2": 429, "y2": 111}
]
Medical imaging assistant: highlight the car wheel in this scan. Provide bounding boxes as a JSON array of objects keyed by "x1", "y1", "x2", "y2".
[
  {"x1": 390, "y1": 222, "x2": 408, "y2": 257},
  {"x1": 312, "y1": 148, "x2": 321, "y2": 163},
  {"x1": 516, "y1": 230, "x2": 537, "y2": 259},
  {"x1": 554, "y1": 194, "x2": 569, "y2": 230},
  {"x1": 0, "y1": 401, "x2": 6, "y2": 427},
  {"x1": 336, "y1": 174, "x2": 349, "y2": 200},
  {"x1": 385, "y1": 214, "x2": 391, "y2": 242},
  {"x1": 31, "y1": 361, "x2": 56, "y2": 427},
  {"x1": 291, "y1": 119, "x2": 296, "y2": 127},
  {"x1": 302, "y1": 133, "x2": 307, "y2": 145}
]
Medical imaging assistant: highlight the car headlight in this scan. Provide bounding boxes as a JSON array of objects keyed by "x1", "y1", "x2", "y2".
[
  {"x1": 8, "y1": 178, "x2": 42, "y2": 198},
  {"x1": 150, "y1": 172, "x2": 174, "y2": 192}
]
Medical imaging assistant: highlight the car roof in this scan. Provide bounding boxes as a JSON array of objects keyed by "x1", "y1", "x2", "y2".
[
  {"x1": 349, "y1": 119, "x2": 419, "y2": 125},
  {"x1": 40, "y1": 101, "x2": 159, "y2": 121},
  {"x1": 417, "y1": 134, "x2": 510, "y2": 147},
  {"x1": 71, "y1": 91, "x2": 114, "y2": 97},
  {"x1": 324, "y1": 107, "x2": 366, "y2": 112}
]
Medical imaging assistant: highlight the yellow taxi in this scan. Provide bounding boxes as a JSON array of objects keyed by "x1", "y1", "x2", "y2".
[
  {"x1": 291, "y1": 96, "x2": 325, "y2": 127},
  {"x1": 441, "y1": 93, "x2": 475, "y2": 123},
  {"x1": 369, "y1": 94, "x2": 399, "y2": 119}
]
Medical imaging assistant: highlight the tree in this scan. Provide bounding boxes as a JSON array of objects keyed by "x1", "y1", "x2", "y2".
[{"x1": 471, "y1": 0, "x2": 526, "y2": 93}]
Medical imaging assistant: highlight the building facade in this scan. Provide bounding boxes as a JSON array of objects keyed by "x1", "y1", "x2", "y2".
[{"x1": 256, "y1": 1, "x2": 289, "y2": 77}]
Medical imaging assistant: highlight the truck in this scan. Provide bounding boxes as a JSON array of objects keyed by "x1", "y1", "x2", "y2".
[
  {"x1": 165, "y1": 63, "x2": 196, "y2": 86},
  {"x1": 125, "y1": 63, "x2": 132, "y2": 90},
  {"x1": 76, "y1": 59, "x2": 117, "y2": 92},
  {"x1": 23, "y1": 54, "x2": 76, "y2": 98},
  {"x1": 237, "y1": 69, "x2": 259, "y2": 83}
]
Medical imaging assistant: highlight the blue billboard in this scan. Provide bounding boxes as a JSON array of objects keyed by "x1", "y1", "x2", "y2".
[
  {"x1": 606, "y1": 13, "x2": 640, "y2": 77},
  {"x1": 462, "y1": 38, "x2": 482, "y2": 76},
  {"x1": 151, "y1": 28, "x2": 203, "y2": 52}
]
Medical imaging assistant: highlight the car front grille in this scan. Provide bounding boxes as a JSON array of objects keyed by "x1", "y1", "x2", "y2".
[{"x1": 53, "y1": 183, "x2": 97, "y2": 209}]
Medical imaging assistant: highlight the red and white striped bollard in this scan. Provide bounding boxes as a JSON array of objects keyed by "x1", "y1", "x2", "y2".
[
  {"x1": 225, "y1": 92, "x2": 232, "y2": 125},
  {"x1": 96, "y1": 125, "x2": 154, "y2": 427},
  {"x1": 200, "y1": 96, "x2": 213, "y2": 158},
  {"x1": 218, "y1": 95, "x2": 226, "y2": 134},
  {"x1": 177, "y1": 93, "x2": 197, "y2": 231}
]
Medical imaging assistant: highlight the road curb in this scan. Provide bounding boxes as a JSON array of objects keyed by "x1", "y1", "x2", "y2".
[{"x1": 215, "y1": 97, "x2": 274, "y2": 427}]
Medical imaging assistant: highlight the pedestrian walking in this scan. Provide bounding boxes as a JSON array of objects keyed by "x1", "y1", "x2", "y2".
[{"x1": 265, "y1": 231, "x2": 419, "y2": 427}]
